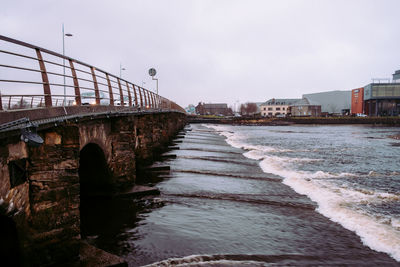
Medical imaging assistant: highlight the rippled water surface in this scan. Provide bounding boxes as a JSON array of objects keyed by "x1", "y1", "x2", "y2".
[{"x1": 83, "y1": 124, "x2": 400, "y2": 266}]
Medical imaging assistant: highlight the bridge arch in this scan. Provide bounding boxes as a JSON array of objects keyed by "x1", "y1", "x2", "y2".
[
  {"x1": 0, "y1": 214, "x2": 21, "y2": 265},
  {"x1": 79, "y1": 143, "x2": 112, "y2": 196}
]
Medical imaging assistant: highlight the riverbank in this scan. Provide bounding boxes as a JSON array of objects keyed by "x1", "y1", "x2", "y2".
[{"x1": 187, "y1": 115, "x2": 400, "y2": 126}]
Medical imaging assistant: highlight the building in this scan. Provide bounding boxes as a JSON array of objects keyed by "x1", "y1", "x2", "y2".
[
  {"x1": 363, "y1": 81, "x2": 400, "y2": 116},
  {"x1": 351, "y1": 88, "x2": 364, "y2": 115},
  {"x1": 260, "y1": 98, "x2": 300, "y2": 117},
  {"x1": 289, "y1": 98, "x2": 321, "y2": 117},
  {"x1": 195, "y1": 102, "x2": 232, "y2": 116},
  {"x1": 303, "y1": 90, "x2": 351, "y2": 114}
]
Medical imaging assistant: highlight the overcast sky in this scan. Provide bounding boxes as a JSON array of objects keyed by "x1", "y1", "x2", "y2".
[{"x1": 1, "y1": 0, "x2": 399, "y2": 108}]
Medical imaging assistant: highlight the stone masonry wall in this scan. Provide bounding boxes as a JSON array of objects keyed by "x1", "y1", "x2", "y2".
[{"x1": 0, "y1": 111, "x2": 186, "y2": 266}]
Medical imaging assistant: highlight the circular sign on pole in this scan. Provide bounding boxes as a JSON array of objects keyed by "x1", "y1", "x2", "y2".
[{"x1": 149, "y1": 68, "x2": 157, "y2": 77}]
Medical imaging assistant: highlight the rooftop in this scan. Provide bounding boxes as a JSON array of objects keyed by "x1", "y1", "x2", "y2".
[{"x1": 261, "y1": 98, "x2": 301, "y2": 106}]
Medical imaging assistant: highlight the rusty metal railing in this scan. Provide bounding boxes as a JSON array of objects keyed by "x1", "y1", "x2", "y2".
[{"x1": 0, "y1": 35, "x2": 184, "y2": 113}]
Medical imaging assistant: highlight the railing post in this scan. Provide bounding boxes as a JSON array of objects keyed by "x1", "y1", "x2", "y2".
[
  {"x1": 35, "y1": 49, "x2": 52, "y2": 107},
  {"x1": 126, "y1": 81, "x2": 132, "y2": 107},
  {"x1": 0, "y1": 91, "x2": 2, "y2": 111},
  {"x1": 133, "y1": 84, "x2": 138, "y2": 107},
  {"x1": 117, "y1": 78, "x2": 124, "y2": 106},
  {"x1": 151, "y1": 92, "x2": 156, "y2": 108},
  {"x1": 145, "y1": 90, "x2": 149, "y2": 108},
  {"x1": 90, "y1": 67, "x2": 100, "y2": 105},
  {"x1": 106, "y1": 73, "x2": 114, "y2": 106},
  {"x1": 138, "y1": 86, "x2": 143, "y2": 107},
  {"x1": 148, "y1": 91, "x2": 151, "y2": 108},
  {"x1": 31, "y1": 96, "x2": 34, "y2": 108},
  {"x1": 150, "y1": 92, "x2": 154, "y2": 108},
  {"x1": 69, "y1": 59, "x2": 81, "y2": 105},
  {"x1": 8, "y1": 96, "x2": 11, "y2": 109},
  {"x1": 149, "y1": 91, "x2": 154, "y2": 108}
]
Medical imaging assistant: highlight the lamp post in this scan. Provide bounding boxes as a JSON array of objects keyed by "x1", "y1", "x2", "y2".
[
  {"x1": 62, "y1": 23, "x2": 73, "y2": 106},
  {"x1": 120, "y1": 63, "x2": 126, "y2": 78},
  {"x1": 148, "y1": 68, "x2": 158, "y2": 95}
]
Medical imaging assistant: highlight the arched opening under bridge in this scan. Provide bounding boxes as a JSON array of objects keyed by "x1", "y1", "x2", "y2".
[
  {"x1": 79, "y1": 143, "x2": 112, "y2": 196},
  {"x1": 79, "y1": 143, "x2": 113, "y2": 238},
  {"x1": 0, "y1": 214, "x2": 21, "y2": 266}
]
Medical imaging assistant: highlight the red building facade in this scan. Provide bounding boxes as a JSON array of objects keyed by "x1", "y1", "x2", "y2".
[{"x1": 351, "y1": 87, "x2": 364, "y2": 114}]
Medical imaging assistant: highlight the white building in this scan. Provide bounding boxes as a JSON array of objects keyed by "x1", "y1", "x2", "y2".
[{"x1": 260, "y1": 98, "x2": 300, "y2": 117}]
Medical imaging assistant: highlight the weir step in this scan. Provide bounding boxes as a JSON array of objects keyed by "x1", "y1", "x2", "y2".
[
  {"x1": 116, "y1": 185, "x2": 160, "y2": 198},
  {"x1": 160, "y1": 154, "x2": 177, "y2": 159},
  {"x1": 146, "y1": 166, "x2": 170, "y2": 171}
]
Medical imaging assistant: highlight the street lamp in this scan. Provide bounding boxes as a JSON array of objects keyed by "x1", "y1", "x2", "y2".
[
  {"x1": 62, "y1": 23, "x2": 73, "y2": 106},
  {"x1": 148, "y1": 68, "x2": 158, "y2": 95},
  {"x1": 120, "y1": 63, "x2": 126, "y2": 78}
]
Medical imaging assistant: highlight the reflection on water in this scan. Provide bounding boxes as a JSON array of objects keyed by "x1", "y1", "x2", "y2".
[{"x1": 81, "y1": 124, "x2": 399, "y2": 266}]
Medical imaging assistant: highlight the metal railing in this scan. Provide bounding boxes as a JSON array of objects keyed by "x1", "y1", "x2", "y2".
[{"x1": 0, "y1": 35, "x2": 184, "y2": 113}]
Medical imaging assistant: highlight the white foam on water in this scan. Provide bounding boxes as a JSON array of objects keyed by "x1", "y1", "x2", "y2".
[{"x1": 205, "y1": 124, "x2": 400, "y2": 262}]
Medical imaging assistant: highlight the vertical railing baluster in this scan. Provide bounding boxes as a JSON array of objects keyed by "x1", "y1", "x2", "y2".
[
  {"x1": 117, "y1": 78, "x2": 124, "y2": 106},
  {"x1": 0, "y1": 91, "x2": 3, "y2": 111},
  {"x1": 35, "y1": 49, "x2": 52, "y2": 107},
  {"x1": 151, "y1": 92, "x2": 156, "y2": 109},
  {"x1": 20, "y1": 96, "x2": 24, "y2": 108},
  {"x1": 138, "y1": 86, "x2": 143, "y2": 107},
  {"x1": 147, "y1": 91, "x2": 154, "y2": 108},
  {"x1": 69, "y1": 59, "x2": 81, "y2": 105},
  {"x1": 91, "y1": 67, "x2": 100, "y2": 105},
  {"x1": 8, "y1": 96, "x2": 11, "y2": 109},
  {"x1": 133, "y1": 84, "x2": 138, "y2": 107},
  {"x1": 39, "y1": 98, "x2": 43, "y2": 107},
  {"x1": 145, "y1": 89, "x2": 149, "y2": 108},
  {"x1": 126, "y1": 81, "x2": 132, "y2": 107},
  {"x1": 106, "y1": 73, "x2": 114, "y2": 106},
  {"x1": 31, "y1": 96, "x2": 34, "y2": 108}
]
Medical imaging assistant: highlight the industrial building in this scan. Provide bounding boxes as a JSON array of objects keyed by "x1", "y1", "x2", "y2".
[
  {"x1": 351, "y1": 70, "x2": 400, "y2": 116},
  {"x1": 303, "y1": 90, "x2": 351, "y2": 114},
  {"x1": 351, "y1": 88, "x2": 364, "y2": 115},
  {"x1": 363, "y1": 82, "x2": 400, "y2": 116}
]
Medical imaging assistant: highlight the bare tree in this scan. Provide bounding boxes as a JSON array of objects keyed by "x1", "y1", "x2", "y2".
[{"x1": 240, "y1": 102, "x2": 258, "y2": 115}]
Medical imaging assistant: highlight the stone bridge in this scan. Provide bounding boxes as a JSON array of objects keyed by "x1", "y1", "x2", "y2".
[
  {"x1": 0, "y1": 108, "x2": 186, "y2": 265},
  {"x1": 0, "y1": 35, "x2": 187, "y2": 265}
]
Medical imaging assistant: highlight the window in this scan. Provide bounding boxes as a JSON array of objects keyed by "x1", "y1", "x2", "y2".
[
  {"x1": 268, "y1": 112, "x2": 273, "y2": 115},
  {"x1": 268, "y1": 107, "x2": 273, "y2": 111},
  {"x1": 263, "y1": 107, "x2": 266, "y2": 111},
  {"x1": 282, "y1": 107, "x2": 285, "y2": 110},
  {"x1": 276, "y1": 107, "x2": 281, "y2": 111}
]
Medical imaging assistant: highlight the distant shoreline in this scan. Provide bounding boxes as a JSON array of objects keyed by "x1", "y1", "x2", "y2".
[{"x1": 187, "y1": 115, "x2": 400, "y2": 127}]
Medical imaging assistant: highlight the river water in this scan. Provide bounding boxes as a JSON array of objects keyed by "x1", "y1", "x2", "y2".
[{"x1": 82, "y1": 124, "x2": 400, "y2": 266}]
